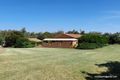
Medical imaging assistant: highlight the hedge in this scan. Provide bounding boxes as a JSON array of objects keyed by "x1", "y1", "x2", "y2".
[{"x1": 77, "y1": 33, "x2": 108, "y2": 49}]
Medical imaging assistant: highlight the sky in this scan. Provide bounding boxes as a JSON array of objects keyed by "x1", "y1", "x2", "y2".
[{"x1": 0, "y1": 0, "x2": 120, "y2": 33}]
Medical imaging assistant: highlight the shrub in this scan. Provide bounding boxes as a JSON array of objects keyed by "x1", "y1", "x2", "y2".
[
  {"x1": 4, "y1": 31, "x2": 24, "y2": 47},
  {"x1": 78, "y1": 34, "x2": 108, "y2": 44},
  {"x1": 13, "y1": 38, "x2": 35, "y2": 48},
  {"x1": 77, "y1": 43, "x2": 102, "y2": 49},
  {"x1": 109, "y1": 33, "x2": 120, "y2": 44},
  {"x1": 103, "y1": 32, "x2": 120, "y2": 44},
  {"x1": 3, "y1": 30, "x2": 35, "y2": 48},
  {"x1": 77, "y1": 33, "x2": 108, "y2": 49}
]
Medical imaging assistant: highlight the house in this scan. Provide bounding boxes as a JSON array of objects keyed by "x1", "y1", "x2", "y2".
[{"x1": 42, "y1": 34, "x2": 81, "y2": 48}]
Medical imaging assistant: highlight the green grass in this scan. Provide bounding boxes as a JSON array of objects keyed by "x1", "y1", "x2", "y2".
[{"x1": 0, "y1": 45, "x2": 120, "y2": 80}]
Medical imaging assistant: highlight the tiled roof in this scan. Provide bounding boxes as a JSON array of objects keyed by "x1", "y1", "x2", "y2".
[
  {"x1": 54, "y1": 34, "x2": 81, "y2": 38},
  {"x1": 65, "y1": 34, "x2": 81, "y2": 38}
]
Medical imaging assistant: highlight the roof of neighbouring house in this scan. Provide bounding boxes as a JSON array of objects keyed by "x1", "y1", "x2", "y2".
[
  {"x1": 28, "y1": 38, "x2": 42, "y2": 42},
  {"x1": 54, "y1": 34, "x2": 81, "y2": 38},
  {"x1": 43, "y1": 38, "x2": 77, "y2": 41},
  {"x1": 65, "y1": 34, "x2": 81, "y2": 38}
]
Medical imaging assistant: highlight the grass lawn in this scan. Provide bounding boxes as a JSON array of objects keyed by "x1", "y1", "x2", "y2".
[{"x1": 0, "y1": 45, "x2": 120, "y2": 80}]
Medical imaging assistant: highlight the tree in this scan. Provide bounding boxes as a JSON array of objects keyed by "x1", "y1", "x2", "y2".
[
  {"x1": 4, "y1": 30, "x2": 24, "y2": 47},
  {"x1": 80, "y1": 29, "x2": 85, "y2": 34},
  {"x1": 3, "y1": 30, "x2": 35, "y2": 48},
  {"x1": 67, "y1": 29, "x2": 79, "y2": 34},
  {"x1": 37, "y1": 32, "x2": 45, "y2": 40},
  {"x1": 30, "y1": 32, "x2": 37, "y2": 38},
  {"x1": 103, "y1": 32, "x2": 120, "y2": 44},
  {"x1": 20, "y1": 27, "x2": 27, "y2": 36},
  {"x1": 20, "y1": 27, "x2": 26, "y2": 33},
  {"x1": 43, "y1": 32, "x2": 54, "y2": 38}
]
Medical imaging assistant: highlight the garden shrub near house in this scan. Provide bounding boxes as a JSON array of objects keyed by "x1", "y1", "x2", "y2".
[
  {"x1": 14, "y1": 38, "x2": 35, "y2": 48},
  {"x1": 77, "y1": 43, "x2": 103, "y2": 49},
  {"x1": 77, "y1": 33, "x2": 108, "y2": 49},
  {"x1": 4, "y1": 30, "x2": 35, "y2": 48}
]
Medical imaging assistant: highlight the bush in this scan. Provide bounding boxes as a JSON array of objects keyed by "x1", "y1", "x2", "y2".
[
  {"x1": 77, "y1": 43, "x2": 104, "y2": 49},
  {"x1": 3, "y1": 30, "x2": 35, "y2": 48},
  {"x1": 78, "y1": 34, "x2": 108, "y2": 44},
  {"x1": 77, "y1": 33, "x2": 108, "y2": 49},
  {"x1": 4, "y1": 31, "x2": 24, "y2": 47},
  {"x1": 13, "y1": 38, "x2": 35, "y2": 48},
  {"x1": 109, "y1": 33, "x2": 120, "y2": 44},
  {"x1": 103, "y1": 32, "x2": 120, "y2": 44}
]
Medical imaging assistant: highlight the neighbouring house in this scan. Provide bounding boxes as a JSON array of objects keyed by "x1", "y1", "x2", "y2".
[
  {"x1": 54, "y1": 34, "x2": 81, "y2": 38},
  {"x1": 42, "y1": 34, "x2": 81, "y2": 48}
]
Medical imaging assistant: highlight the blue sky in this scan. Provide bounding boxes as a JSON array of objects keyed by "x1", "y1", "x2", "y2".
[{"x1": 0, "y1": 0, "x2": 120, "y2": 32}]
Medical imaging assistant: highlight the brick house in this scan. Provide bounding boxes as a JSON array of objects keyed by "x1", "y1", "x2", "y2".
[{"x1": 42, "y1": 34, "x2": 81, "y2": 48}]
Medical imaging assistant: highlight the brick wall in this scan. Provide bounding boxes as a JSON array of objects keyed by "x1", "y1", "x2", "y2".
[{"x1": 42, "y1": 41, "x2": 75, "y2": 48}]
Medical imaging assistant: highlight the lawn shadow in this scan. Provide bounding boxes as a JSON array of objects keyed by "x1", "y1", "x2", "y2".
[{"x1": 82, "y1": 61, "x2": 120, "y2": 80}]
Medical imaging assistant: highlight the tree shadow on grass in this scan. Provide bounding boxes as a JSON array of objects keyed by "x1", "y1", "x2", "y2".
[{"x1": 82, "y1": 61, "x2": 120, "y2": 80}]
